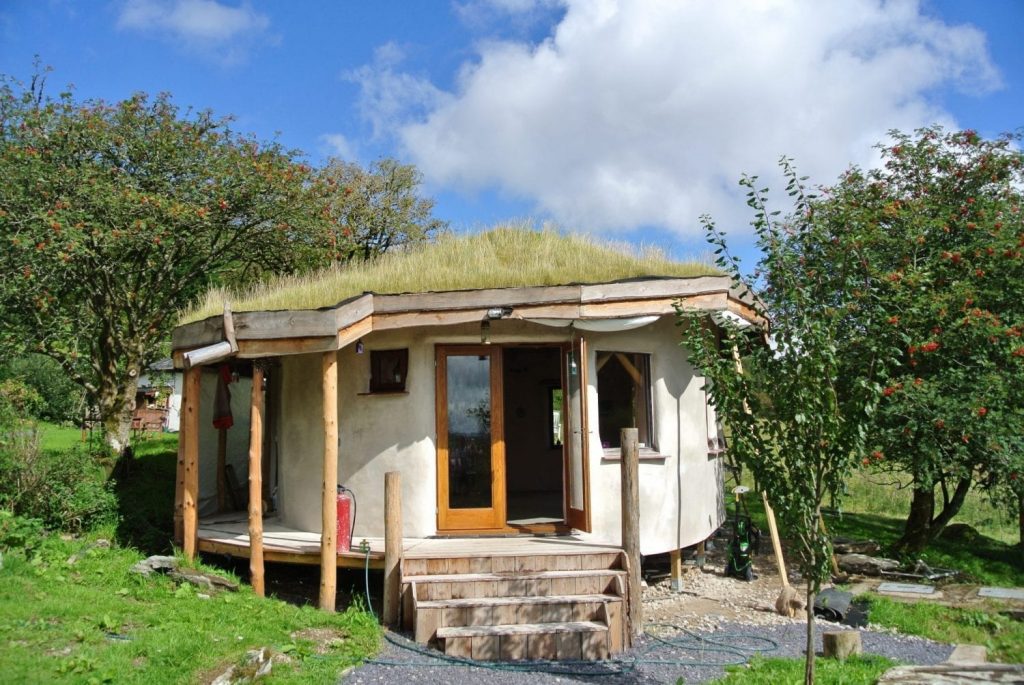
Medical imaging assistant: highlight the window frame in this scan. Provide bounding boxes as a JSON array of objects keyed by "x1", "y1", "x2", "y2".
[{"x1": 594, "y1": 350, "x2": 656, "y2": 453}]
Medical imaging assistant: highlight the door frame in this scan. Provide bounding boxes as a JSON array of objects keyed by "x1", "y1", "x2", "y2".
[
  {"x1": 564, "y1": 335, "x2": 592, "y2": 532},
  {"x1": 435, "y1": 345, "x2": 506, "y2": 531}
]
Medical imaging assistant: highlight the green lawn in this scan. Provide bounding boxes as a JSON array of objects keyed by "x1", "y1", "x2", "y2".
[
  {"x1": 713, "y1": 655, "x2": 894, "y2": 685},
  {"x1": 0, "y1": 528, "x2": 380, "y2": 684}
]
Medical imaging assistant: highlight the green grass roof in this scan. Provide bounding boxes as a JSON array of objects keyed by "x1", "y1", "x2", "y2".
[{"x1": 181, "y1": 224, "x2": 717, "y2": 323}]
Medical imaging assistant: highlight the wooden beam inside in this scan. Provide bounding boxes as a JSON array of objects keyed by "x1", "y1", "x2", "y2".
[{"x1": 319, "y1": 352, "x2": 339, "y2": 612}]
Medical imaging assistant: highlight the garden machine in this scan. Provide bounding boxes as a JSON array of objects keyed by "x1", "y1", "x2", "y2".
[{"x1": 725, "y1": 485, "x2": 762, "y2": 581}]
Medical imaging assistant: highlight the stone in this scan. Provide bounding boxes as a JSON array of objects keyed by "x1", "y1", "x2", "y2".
[
  {"x1": 823, "y1": 630, "x2": 862, "y2": 660},
  {"x1": 833, "y1": 538, "x2": 881, "y2": 555},
  {"x1": 131, "y1": 555, "x2": 178, "y2": 577},
  {"x1": 947, "y1": 644, "x2": 987, "y2": 664},
  {"x1": 775, "y1": 586, "x2": 804, "y2": 618},
  {"x1": 837, "y1": 553, "x2": 900, "y2": 576}
]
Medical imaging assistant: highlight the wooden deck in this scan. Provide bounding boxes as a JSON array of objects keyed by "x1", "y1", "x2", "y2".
[{"x1": 197, "y1": 514, "x2": 622, "y2": 571}]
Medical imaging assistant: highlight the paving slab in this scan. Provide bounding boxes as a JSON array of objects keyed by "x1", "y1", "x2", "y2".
[
  {"x1": 978, "y1": 586, "x2": 1024, "y2": 601},
  {"x1": 877, "y1": 582, "x2": 936, "y2": 596}
]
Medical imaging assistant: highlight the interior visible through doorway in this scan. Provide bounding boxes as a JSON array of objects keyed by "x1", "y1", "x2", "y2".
[{"x1": 502, "y1": 347, "x2": 564, "y2": 525}]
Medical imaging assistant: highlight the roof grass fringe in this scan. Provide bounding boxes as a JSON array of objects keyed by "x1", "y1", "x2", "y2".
[{"x1": 180, "y1": 223, "x2": 718, "y2": 323}]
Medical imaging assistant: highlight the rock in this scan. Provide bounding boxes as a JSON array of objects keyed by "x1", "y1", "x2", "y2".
[
  {"x1": 837, "y1": 553, "x2": 900, "y2": 576},
  {"x1": 833, "y1": 538, "x2": 881, "y2": 555},
  {"x1": 95, "y1": 539, "x2": 111, "y2": 548},
  {"x1": 211, "y1": 647, "x2": 274, "y2": 684},
  {"x1": 131, "y1": 555, "x2": 178, "y2": 577},
  {"x1": 823, "y1": 631, "x2": 862, "y2": 659},
  {"x1": 775, "y1": 586, "x2": 805, "y2": 617},
  {"x1": 939, "y1": 523, "x2": 981, "y2": 544}
]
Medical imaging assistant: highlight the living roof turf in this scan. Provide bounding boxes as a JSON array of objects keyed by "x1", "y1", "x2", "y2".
[{"x1": 181, "y1": 225, "x2": 718, "y2": 323}]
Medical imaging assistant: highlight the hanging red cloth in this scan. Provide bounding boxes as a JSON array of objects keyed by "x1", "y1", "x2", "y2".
[{"x1": 212, "y1": 364, "x2": 234, "y2": 429}]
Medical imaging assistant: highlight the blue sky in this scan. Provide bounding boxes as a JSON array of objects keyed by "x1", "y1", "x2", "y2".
[{"x1": 2, "y1": 0, "x2": 1021, "y2": 269}]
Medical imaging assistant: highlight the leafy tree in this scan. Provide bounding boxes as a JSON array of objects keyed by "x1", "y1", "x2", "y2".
[
  {"x1": 679, "y1": 163, "x2": 887, "y2": 685},
  {"x1": 798, "y1": 127, "x2": 1024, "y2": 552},
  {"x1": 317, "y1": 157, "x2": 446, "y2": 262},
  {"x1": 0, "y1": 72, "x2": 327, "y2": 455},
  {"x1": 0, "y1": 354, "x2": 84, "y2": 423}
]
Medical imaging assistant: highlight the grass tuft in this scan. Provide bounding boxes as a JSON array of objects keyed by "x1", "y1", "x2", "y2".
[
  {"x1": 713, "y1": 654, "x2": 895, "y2": 684},
  {"x1": 180, "y1": 223, "x2": 718, "y2": 323}
]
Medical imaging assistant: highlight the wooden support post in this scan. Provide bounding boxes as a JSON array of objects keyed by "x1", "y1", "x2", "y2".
[
  {"x1": 216, "y1": 428, "x2": 227, "y2": 512},
  {"x1": 248, "y1": 365, "x2": 265, "y2": 597},
  {"x1": 319, "y1": 352, "x2": 339, "y2": 612},
  {"x1": 174, "y1": 415, "x2": 185, "y2": 546},
  {"x1": 669, "y1": 549, "x2": 683, "y2": 592},
  {"x1": 620, "y1": 427, "x2": 642, "y2": 640},
  {"x1": 762, "y1": 492, "x2": 788, "y2": 585},
  {"x1": 696, "y1": 539, "x2": 707, "y2": 569},
  {"x1": 182, "y1": 367, "x2": 201, "y2": 562},
  {"x1": 383, "y1": 471, "x2": 402, "y2": 627}
]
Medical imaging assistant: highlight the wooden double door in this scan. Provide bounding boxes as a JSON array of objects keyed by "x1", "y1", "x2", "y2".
[{"x1": 435, "y1": 342, "x2": 591, "y2": 533}]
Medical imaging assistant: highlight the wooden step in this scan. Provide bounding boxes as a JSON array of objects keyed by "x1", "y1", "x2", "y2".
[
  {"x1": 404, "y1": 568, "x2": 626, "y2": 601},
  {"x1": 402, "y1": 551, "x2": 622, "y2": 576},
  {"x1": 437, "y1": 621, "x2": 610, "y2": 661},
  {"x1": 414, "y1": 594, "x2": 622, "y2": 642}
]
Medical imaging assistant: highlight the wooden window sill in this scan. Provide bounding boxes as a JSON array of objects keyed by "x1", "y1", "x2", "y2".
[
  {"x1": 357, "y1": 391, "x2": 409, "y2": 396},
  {"x1": 601, "y1": 447, "x2": 667, "y2": 462}
]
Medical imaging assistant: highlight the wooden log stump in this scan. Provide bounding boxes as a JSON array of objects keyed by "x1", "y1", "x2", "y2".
[{"x1": 823, "y1": 631, "x2": 862, "y2": 660}]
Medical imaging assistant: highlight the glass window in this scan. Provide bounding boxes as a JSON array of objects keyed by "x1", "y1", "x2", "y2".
[
  {"x1": 596, "y1": 352, "x2": 653, "y2": 449},
  {"x1": 369, "y1": 349, "x2": 408, "y2": 393}
]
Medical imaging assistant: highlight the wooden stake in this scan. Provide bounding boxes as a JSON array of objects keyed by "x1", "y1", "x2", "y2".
[
  {"x1": 669, "y1": 549, "x2": 683, "y2": 592},
  {"x1": 173, "y1": 410, "x2": 185, "y2": 546},
  {"x1": 696, "y1": 539, "x2": 707, "y2": 569},
  {"x1": 216, "y1": 427, "x2": 227, "y2": 512},
  {"x1": 762, "y1": 492, "x2": 788, "y2": 586},
  {"x1": 319, "y1": 352, "x2": 339, "y2": 612},
  {"x1": 620, "y1": 427, "x2": 642, "y2": 639},
  {"x1": 248, "y1": 365, "x2": 265, "y2": 597},
  {"x1": 383, "y1": 471, "x2": 402, "y2": 627},
  {"x1": 182, "y1": 367, "x2": 201, "y2": 562}
]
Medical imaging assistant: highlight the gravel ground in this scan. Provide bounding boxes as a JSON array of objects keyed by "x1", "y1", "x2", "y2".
[
  {"x1": 344, "y1": 550, "x2": 954, "y2": 683},
  {"x1": 342, "y1": 622, "x2": 953, "y2": 684}
]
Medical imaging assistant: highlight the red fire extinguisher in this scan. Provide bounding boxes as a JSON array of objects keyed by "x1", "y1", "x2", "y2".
[{"x1": 336, "y1": 485, "x2": 355, "y2": 553}]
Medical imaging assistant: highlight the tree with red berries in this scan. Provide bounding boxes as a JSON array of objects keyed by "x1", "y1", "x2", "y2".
[
  {"x1": 0, "y1": 71, "x2": 328, "y2": 456},
  {"x1": 799, "y1": 126, "x2": 1024, "y2": 552}
]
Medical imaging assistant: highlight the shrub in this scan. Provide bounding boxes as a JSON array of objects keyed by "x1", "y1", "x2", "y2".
[
  {"x1": 0, "y1": 355, "x2": 84, "y2": 424},
  {"x1": 0, "y1": 442, "x2": 118, "y2": 533},
  {"x1": 0, "y1": 509, "x2": 45, "y2": 552}
]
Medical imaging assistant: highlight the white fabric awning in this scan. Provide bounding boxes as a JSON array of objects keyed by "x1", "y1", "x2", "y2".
[{"x1": 524, "y1": 315, "x2": 661, "y2": 332}]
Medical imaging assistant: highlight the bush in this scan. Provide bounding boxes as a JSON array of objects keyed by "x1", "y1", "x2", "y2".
[
  {"x1": 0, "y1": 509, "x2": 45, "y2": 552},
  {"x1": 0, "y1": 442, "x2": 118, "y2": 533},
  {"x1": 0, "y1": 354, "x2": 84, "y2": 424}
]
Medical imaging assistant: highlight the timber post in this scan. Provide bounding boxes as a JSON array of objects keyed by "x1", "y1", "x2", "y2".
[
  {"x1": 319, "y1": 351, "x2": 339, "y2": 612},
  {"x1": 383, "y1": 471, "x2": 403, "y2": 627},
  {"x1": 181, "y1": 366, "x2": 201, "y2": 562},
  {"x1": 669, "y1": 549, "x2": 683, "y2": 592},
  {"x1": 248, "y1": 364, "x2": 265, "y2": 597},
  {"x1": 762, "y1": 492, "x2": 788, "y2": 585},
  {"x1": 620, "y1": 427, "x2": 642, "y2": 640}
]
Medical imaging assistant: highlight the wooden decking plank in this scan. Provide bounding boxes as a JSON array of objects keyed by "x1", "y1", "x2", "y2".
[
  {"x1": 436, "y1": 621, "x2": 606, "y2": 639},
  {"x1": 417, "y1": 594, "x2": 620, "y2": 609},
  {"x1": 403, "y1": 568, "x2": 625, "y2": 584}
]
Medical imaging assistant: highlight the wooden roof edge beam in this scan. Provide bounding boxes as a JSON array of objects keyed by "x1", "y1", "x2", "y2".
[{"x1": 181, "y1": 302, "x2": 240, "y2": 369}]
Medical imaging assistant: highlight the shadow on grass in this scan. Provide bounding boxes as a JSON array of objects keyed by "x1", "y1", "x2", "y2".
[
  {"x1": 112, "y1": 432, "x2": 178, "y2": 555},
  {"x1": 734, "y1": 489, "x2": 1023, "y2": 587}
]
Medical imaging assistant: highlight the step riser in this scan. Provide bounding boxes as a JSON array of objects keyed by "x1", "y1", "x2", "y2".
[
  {"x1": 409, "y1": 574, "x2": 621, "y2": 601},
  {"x1": 444, "y1": 630, "x2": 610, "y2": 661},
  {"x1": 403, "y1": 552, "x2": 621, "y2": 577},
  {"x1": 418, "y1": 599, "x2": 607, "y2": 635}
]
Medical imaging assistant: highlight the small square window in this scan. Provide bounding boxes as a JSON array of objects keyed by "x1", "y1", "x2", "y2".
[{"x1": 369, "y1": 349, "x2": 408, "y2": 393}]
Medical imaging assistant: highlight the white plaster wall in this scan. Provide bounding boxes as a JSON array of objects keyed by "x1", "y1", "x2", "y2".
[
  {"x1": 578, "y1": 315, "x2": 725, "y2": 555},
  {"x1": 273, "y1": 316, "x2": 724, "y2": 553},
  {"x1": 197, "y1": 370, "x2": 253, "y2": 516}
]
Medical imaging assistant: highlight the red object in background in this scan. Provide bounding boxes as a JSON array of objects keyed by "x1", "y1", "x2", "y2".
[{"x1": 336, "y1": 486, "x2": 353, "y2": 553}]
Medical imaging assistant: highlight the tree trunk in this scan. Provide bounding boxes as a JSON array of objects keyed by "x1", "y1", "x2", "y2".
[
  {"x1": 896, "y1": 478, "x2": 972, "y2": 553},
  {"x1": 896, "y1": 486, "x2": 935, "y2": 553},
  {"x1": 97, "y1": 373, "x2": 139, "y2": 466},
  {"x1": 1018, "y1": 491, "x2": 1023, "y2": 550},
  {"x1": 804, "y1": 586, "x2": 815, "y2": 685}
]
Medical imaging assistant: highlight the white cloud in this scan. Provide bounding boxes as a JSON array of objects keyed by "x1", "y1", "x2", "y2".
[
  {"x1": 354, "y1": 0, "x2": 1000, "y2": 236},
  {"x1": 319, "y1": 133, "x2": 357, "y2": 161},
  {"x1": 116, "y1": 0, "x2": 272, "y2": 65}
]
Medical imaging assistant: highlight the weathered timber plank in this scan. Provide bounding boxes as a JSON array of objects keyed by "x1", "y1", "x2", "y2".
[
  {"x1": 580, "y1": 276, "x2": 731, "y2": 302},
  {"x1": 436, "y1": 621, "x2": 606, "y2": 639},
  {"x1": 472, "y1": 635, "x2": 500, "y2": 661},
  {"x1": 372, "y1": 285, "x2": 582, "y2": 313}
]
